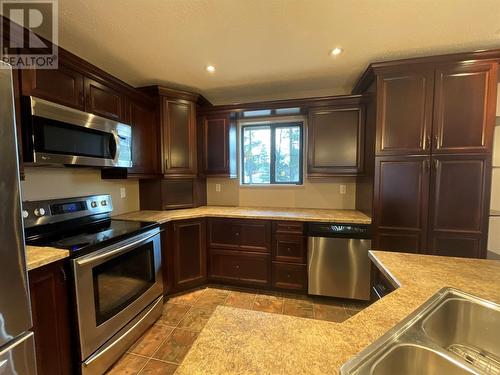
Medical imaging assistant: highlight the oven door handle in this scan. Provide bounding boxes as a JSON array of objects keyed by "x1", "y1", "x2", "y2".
[{"x1": 76, "y1": 230, "x2": 159, "y2": 266}]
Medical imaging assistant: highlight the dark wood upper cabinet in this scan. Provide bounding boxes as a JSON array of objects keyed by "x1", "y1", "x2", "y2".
[
  {"x1": 127, "y1": 99, "x2": 160, "y2": 176},
  {"x1": 432, "y1": 63, "x2": 497, "y2": 154},
  {"x1": 29, "y1": 260, "x2": 73, "y2": 375},
  {"x1": 162, "y1": 98, "x2": 197, "y2": 177},
  {"x1": 172, "y1": 219, "x2": 207, "y2": 290},
  {"x1": 202, "y1": 114, "x2": 237, "y2": 177},
  {"x1": 427, "y1": 154, "x2": 490, "y2": 258},
  {"x1": 373, "y1": 156, "x2": 430, "y2": 254},
  {"x1": 308, "y1": 104, "x2": 365, "y2": 176},
  {"x1": 21, "y1": 64, "x2": 85, "y2": 110},
  {"x1": 375, "y1": 68, "x2": 434, "y2": 156},
  {"x1": 84, "y1": 77, "x2": 124, "y2": 121}
]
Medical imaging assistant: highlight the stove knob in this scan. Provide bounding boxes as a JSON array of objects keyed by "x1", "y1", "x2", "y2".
[
  {"x1": 100, "y1": 200, "x2": 107, "y2": 206},
  {"x1": 34, "y1": 208, "x2": 46, "y2": 217},
  {"x1": 22, "y1": 210, "x2": 29, "y2": 219},
  {"x1": 91, "y1": 201, "x2": 98, "y2": 208}
]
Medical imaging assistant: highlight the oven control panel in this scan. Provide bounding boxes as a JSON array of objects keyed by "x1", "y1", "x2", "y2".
[{"x1": 22, "y1": 194, "x2": 113, "y2": 228}]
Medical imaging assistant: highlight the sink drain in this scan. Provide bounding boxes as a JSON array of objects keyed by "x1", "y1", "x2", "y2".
[{"x1": 448, "y1": 344, "x2": 500, "y2": 375}]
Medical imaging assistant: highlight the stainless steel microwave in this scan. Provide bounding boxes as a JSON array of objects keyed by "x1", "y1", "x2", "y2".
[{"x1": 22, "y1": 96, "x2": 132, "y2": 168}]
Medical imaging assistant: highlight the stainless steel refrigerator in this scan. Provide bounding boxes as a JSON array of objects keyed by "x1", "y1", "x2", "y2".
[{"x1": 0, "y1": 62, "x2": 37, "y2": 373}]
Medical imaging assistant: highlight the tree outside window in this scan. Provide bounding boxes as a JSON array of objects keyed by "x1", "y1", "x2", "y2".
[{"x1": 242, "y1": 122, "x2": 303, "y2": 185}]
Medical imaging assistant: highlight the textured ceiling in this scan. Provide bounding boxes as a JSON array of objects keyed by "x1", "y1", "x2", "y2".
[{"x1": 57, "y1": 0, "x2": 500, "y2": 104}]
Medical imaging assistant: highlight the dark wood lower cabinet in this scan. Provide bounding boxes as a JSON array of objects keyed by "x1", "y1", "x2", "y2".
[
  {"x1": 208, "y1": 249, "x2": 270, "y2": 287},
  {"x1": 164, "y1": 218, "x2": 308, "y2": 294},
  {"x1": 169, "y1": 219, "x2": 207, "y2": 293},
  {"x1": 161, "y1": 219, "x2": 207, "y2": 295},
  {"x1": 28, "y1": 260, "x2": 73, "y2": 375}
]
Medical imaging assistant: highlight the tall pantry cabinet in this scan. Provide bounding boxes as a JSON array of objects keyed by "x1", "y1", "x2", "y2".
[{"x1": 355, "y1": 54, "x2": 499, "y2": 258}]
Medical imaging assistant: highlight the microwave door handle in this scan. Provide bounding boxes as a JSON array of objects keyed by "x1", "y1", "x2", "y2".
[
  {"x1": 111, "y1": 130, "x2": 121, "y2": 164},
  {"x1": 76, "y1": 231, "x2": 158, "y2": 266}
]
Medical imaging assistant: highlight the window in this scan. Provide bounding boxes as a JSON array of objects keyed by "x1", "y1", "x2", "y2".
[{"x1": 241, "y1": 122, "x2": 303, "y2": 185}]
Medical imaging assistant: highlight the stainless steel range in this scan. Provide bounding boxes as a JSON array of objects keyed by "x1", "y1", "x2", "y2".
[{"x1": 24, "y1": 195, "x2": 163, "y2": 375}]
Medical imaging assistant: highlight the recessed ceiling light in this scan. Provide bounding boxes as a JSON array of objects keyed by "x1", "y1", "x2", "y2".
[
  {"x1": 206, "y1": 65, "x2": 216, "y2": 73},
  {"x1": 330, "y1": 47, "x2": 343, "y2": 56}
]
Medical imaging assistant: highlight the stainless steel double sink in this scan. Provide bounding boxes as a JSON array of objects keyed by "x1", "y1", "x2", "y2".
[{"x1": 341, "y1": 288, "x2": 500, "y2": 375}]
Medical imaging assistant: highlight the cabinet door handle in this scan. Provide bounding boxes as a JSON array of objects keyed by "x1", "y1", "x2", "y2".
[
  {"x1": 60, "y1": 267, "x2": 67, "y2": 282},
  {"x1": 423, "y1": 159, "x2": 429, "y2": 174},
  {"x1": 433, "y1": 159, "x2": 438, "y2": 170},
  {"x1": 286, "y1": 273, "x2": 291, "y2": 279},
  {"x1": 426, "y1": 136, "x2": 431, "y2": 150},
  {"x1": 434, "y1": 135, "x2": 439, "y2": 149}
]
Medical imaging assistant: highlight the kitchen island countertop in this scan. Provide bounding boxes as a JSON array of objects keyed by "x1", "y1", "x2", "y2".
[{"x1": 176, "y1": 251, "x2": 500, "y2": 375}]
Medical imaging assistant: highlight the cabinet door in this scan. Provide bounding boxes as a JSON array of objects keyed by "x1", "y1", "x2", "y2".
[
  {"x1": 207, "y1": 218, "x2": 240, "y2": 249},
  {"x1": 128, "y1": 100, "x2": 160, "y2": 175},
  {"x1": 84, "y1": 78, "x2": 124, "y2": 121},
  {"x1": 203, "y1": 114, "x2": 237, "y2": 177},
  {"x1": 29, "y1": 261, "x2": 73, "y2": 375},
  {"x1": 21, "y1": 64, "x2": 85, "y2": 109},
  {"x1": 162, "y1": 98, "x2": 197, "y2": 176},
  {"x1": 427, "y1": 155, "x2": 490, "y2": 258},
  {"x1": 308, "y1": 106, "x2": 364, "y2": 176},
  {"x1": 376, "y1": 68, "x2": 434, "y2": 156},
  {"x1": 373, "y1": 156, "x2": 430, "y2": 253},
  {"x1": 433, "y1": 63, "x2": 497, "y2": 154},
  {"x1": 173, "y1": 219, "x2": 207, "y2": 290}
]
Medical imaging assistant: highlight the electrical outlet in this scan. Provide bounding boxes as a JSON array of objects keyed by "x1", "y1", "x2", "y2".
[
  {"x1": 120, "y1": 187, "x2": 126, "y2": 198},
  {"x1": 340, "y1": 184, "x2": 347, "y2": 195},
  {"x1": 215, "y1": 183, "x2": 221, "y2": 192}
]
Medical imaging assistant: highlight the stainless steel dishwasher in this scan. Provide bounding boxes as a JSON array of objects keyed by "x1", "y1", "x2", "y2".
[{"x1": 308, "y1": 223, "x2": 371, "y2": 301}]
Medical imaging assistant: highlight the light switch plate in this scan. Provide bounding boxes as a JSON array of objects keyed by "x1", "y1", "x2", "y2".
[
  {"x1": 340, "y1": 184, "x2": 347, "y2": 194},
  {"x1": 215, "y1": 184, "x2": 221, "y2": 192},
  {"x1": 120, "y1": 187, "x2": 126, "y2": 198}
]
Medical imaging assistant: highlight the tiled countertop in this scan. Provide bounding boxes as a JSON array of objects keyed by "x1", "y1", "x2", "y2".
[
  {"x1": 114, "y1": 205, "x2": 372, "y2": 224},
  {"x1": 25, "y1": 245, "x2": 69, "y2": 271},
  {"x1": 176, "y1": 251, "x2": 500, "y2": 375}
]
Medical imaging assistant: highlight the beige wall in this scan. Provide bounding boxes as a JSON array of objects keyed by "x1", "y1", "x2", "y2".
[
  {"x1": 21, "y1": 167, "x2": 140, "y2": 215},
  {"x1": 207, "y1": 177, "x2": 356, "y2": 209}
]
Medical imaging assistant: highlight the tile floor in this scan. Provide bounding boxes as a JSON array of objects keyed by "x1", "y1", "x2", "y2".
[{"x1": 106, "y1": 285, "x2": 371, "y2": 374}]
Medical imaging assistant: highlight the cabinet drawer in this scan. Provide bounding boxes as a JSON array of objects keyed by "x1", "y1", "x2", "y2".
[
  {"x1": 272, "y1": 262, "x2": 307, "y2": 291},
  {"x1": 208, "y1": 218, "x2": 271, "y2": 253},
  {"x1": 273, "y1": 235, "x2": 306, "y2": 263},
  {"x1": 273, "y1": 221, "x2": 304, "y2": 235},
  {"x1": 208, "y1": 250, "x2": 270, "y2": 286}
]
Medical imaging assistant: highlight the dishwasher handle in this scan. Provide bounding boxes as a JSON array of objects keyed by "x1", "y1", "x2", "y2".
[{"x1": 307, "y1": 222, "x2": 371, "y2": 239}]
